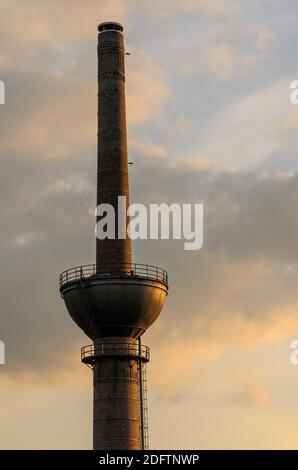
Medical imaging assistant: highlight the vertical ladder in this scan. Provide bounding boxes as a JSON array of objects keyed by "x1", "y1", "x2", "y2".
[
  {"x1": 141, "y1": 361, "x2": 149, "y2": 449},
  {"x1": 138, "y1": 338, "x2": 149, "y2": 450}
]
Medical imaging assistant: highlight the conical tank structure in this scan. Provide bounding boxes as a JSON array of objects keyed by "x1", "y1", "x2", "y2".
[{"x1": 59, "y1": 22, "x2": 168, "y2": 450}]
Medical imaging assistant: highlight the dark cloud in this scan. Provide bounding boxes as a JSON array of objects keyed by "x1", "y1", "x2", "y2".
[{"x1": 1, "y1": 145, "x2": 298, "y2": 378}]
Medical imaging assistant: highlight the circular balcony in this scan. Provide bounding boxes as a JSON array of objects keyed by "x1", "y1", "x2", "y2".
[
  {"x1": 81, "y1": 342, "x2": 150, "y2": 366},
  {"x1": 59, "y1": 263, "x2": 168, "y2": 289},
  {"x1": 98, "y1": 22, "x2": 124, "y2": 33},
  {"x1": 59, "y1": 263, "x2": 168, "y2": 340}
]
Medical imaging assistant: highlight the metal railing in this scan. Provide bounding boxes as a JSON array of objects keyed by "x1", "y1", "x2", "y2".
[
  {"x1": 81, "y1": 342, "x2": 150, "y2": 363},
  {"x1": 59, "y1": 263, "x2": 168, "y2": 288}
]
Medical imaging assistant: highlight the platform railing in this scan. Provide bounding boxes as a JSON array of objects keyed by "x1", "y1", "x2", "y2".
[
  {"x1": 81, "y1": 342, "x2": 150, "y2": 363},
  {"x1": 59, "y1": 263, "x2": 168, "y2": 288}
]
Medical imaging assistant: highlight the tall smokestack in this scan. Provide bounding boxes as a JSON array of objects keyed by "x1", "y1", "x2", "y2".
[
  {"x1": 96, "y1": 22, "x2": 131, "y2": 270},
  {"x1": 59, "y1": 22, "x2": 168, "y2": 450}
]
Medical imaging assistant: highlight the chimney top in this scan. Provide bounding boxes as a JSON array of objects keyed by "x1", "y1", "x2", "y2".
[{"x1": 98, "y1": 22, "x2": 124, "y2": 33}]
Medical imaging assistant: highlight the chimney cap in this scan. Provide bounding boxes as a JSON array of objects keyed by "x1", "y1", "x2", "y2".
[{"x1": 98, "y1": 22, "x2": 124, "y2": 33}]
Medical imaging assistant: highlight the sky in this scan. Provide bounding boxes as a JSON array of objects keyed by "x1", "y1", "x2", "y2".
[{"x1": 1, "y1": 0, "x2": 298, "y2": 449}]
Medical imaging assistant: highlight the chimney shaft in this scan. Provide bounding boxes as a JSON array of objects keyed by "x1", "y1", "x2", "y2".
[
  {"x1": 59, "y1": 22, "x2": 168, "y2": 451},
  {"x1": 96, "y1": 22, "x2": 132, "y2": 270}
]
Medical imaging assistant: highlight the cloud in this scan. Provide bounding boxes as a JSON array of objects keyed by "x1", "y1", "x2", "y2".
[
  {"x1": 175, "y1": 24, "x2": 275, "y2": 81},
  {"x1": 131, "y1": 157, "x2": 298, "y2": 263},
  {"x1": 3, "y1": 137, "x2": 298, "y2": 401},
  {"x1": 204, "y1": 27, "x2": 275, "y2": 80},
  {"x1": 227, "y1": 378, "x2": 270, "y2": 409},
  {"x1": 0, "y1": 68, "x2": 96, "y2": 159},
  {"x1": 199, "y1": 80, "x2": 290, "y2": 170},
  {"x1": 126, "y1": 49, "x2": 170, "y2": 125},
  {"x1": 205, "y1": 44, "x2": 254, "y2": 80},
  {"x1": 129, "y1": 160, "x2": 298, "y2": 406},
  {"x1": 0, "y1": 0, "x2": 129, "y2": 56},
  {"x1": 136, "y1": 0, "x2": 228, "y2": 18},
  {"x1": 129, "y1": 138, "x2": 168, "y2": 159},
  {"x1": 175, "y1": 156, "x2": 212, "y2": 171},
  {"x1": 255, "y1": 28, "x2": 275, "y2": 53},
  {"x1": 148, "y1": 301, "x2": 298, "y2": 389},
  {"x1": 0, "y1": 54, "x2": 169, "y2": 162},
  {"x1": 0, "y1": 378, "x2": 92, "y2": 449},
  {"x1": 0, "y1": 0, "x2": 297, "y2": 450},
  {"x1": 14, "y1": 232, "x2": 46, "y2": 249},
  {"x1": 169, "y1": 115, "x2": 192, "y2": 136}
]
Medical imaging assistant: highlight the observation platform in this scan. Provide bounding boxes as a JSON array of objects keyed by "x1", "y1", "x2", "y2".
[
  {"x1": 59, "y1": 263, "x2": 168, "y2": 289},
  {"x1": 81, "y1": 341, "x2": 150, "y2": 366},
  {"x1": 59, "y1": 263, "x2": 168, "y2": 340}
]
